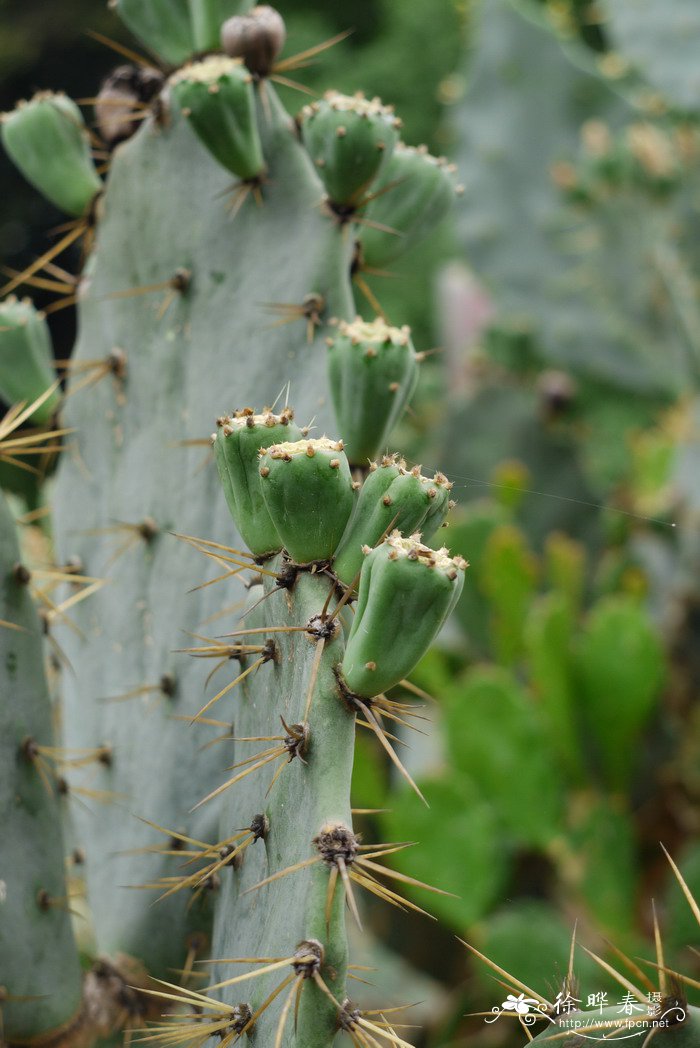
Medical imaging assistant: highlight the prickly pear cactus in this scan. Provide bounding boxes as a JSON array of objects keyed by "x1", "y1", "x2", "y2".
[{"x1": 0, "y1": 2, "x2": 464, "y2": 1045}]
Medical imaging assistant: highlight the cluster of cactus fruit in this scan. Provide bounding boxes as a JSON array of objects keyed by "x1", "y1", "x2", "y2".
[{"x1": 0, "y1": 3, "x2": 468, "y2": 1048}]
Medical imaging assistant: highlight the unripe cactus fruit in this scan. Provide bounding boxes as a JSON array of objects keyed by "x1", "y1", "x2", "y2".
[
  {"x1": 1, "y1": 92, "x2": 101, "y2": 217},
  {"x1": 333, "y1": 456, "x2": 453, "y2": 586},
  {"x1": 327, "y1": 317, "x2": 419, "y2": 465},
  {"x1": 359, "y1": 143, "x2": 463, "y2": 268},
  {"x1": 259, "y1": 437, "x2": 354, "y2": 563},
  {"x1": 0, "y1": 298, "x2": 58, "y2": 423},
  {"x1": 300, "y1": 91, "x2": 401, "y2": 208},
  {"x1": 170, "y1": 56, "x2": 264, "y2": 182},
  {"x1": 341, "y1": 531, "x2": 467, "y2": 697},
  {"x1": 221, "y1": 5, "x2": 286, "y2": 77},
  {"x1": 214, "y1": 406, "x2": 302, "y2": 557}
]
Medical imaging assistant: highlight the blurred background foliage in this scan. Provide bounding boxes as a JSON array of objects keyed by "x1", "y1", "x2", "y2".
[{"x1": 2, "y1": 0, "x2": 699, "y2": 1045}]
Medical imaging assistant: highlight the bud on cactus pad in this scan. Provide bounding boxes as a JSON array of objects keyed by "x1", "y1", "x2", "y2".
[
  {"x1": 170, "y1": 56, "x2": 264, "y2": 182},
  {"x1": 341, "y1": 531, "x2": 467, "y2": 697},
  {"x1": 221, "y1": 5, "x2": 286, "y2": 77},
  {"x1": 327, "y1": 317, "x2": 419, "y2": 465},
  {"x1": 259, "y1": 437, "x2": 354, "y2": 563},
  {"x1": 333, "y1": 456, "x2": 454, "y2": 586},
  {"x1": 0, "y1": 298, "x2": 58, "y2": 424},
  {"x1": 359, "y1": 143, "x2": 463, "y2": 268},
  {"x1": 1, "y1": 92, "x2": 101, "y2": 216},
  {"x1": 95, "y1": 65, "x2": 164, "y2": 147},
  {"x1": 300, "y1": 91, "x2": 401, "y2": 208},
  {"x1": 214, "y1": 406, "x2": 302, "y2": 558}
]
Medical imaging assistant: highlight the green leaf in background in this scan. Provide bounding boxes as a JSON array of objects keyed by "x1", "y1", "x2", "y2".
[
  {"x1": 544, "y1": 531, "x2": 586, "y2": 614},
  {"x1": 481, "y1": 524, "x2": 538, "y2": 664},
  {"x1": 351, "y1": 730, "x2": 390, "y2": 812},
  {"x1": 574, "y1": 595, "x2": 665, "y2": 791},
  {"x1": 663, "y1": 841, "x2": 700, "y2": 959},
  {"x1": 442, "y1": 666, "x2": 563, "y2": 848},
  {"x1": 381, "y1": 775, "x2": 507, "y2": 930},
  {"x1": 562, "y1": 796, "x2": 638, "y2": 936},
  {"x1": 525, "y1": 592, "x2": 585, "y2": 782},
  {"x1": 601, "y1": 0, "x2": 700, "y2": 112},
  {"x1": 454, "y1": 0, "x2": 696, "y2": 394},
  {"x1": 448, "y1": 498, "x2": 510, "y2": 655},
  {"x1": 476, "y1": 901, "x2": 609, "y2": 1003}
]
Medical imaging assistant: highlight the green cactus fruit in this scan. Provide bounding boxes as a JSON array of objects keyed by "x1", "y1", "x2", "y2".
[
  {"x1": 221, "y1": 5, "x2": 287, "y2": 77},
  {"x1": 327, "y1": 316, "x2": 419, "y2": 466},
  {"x1": 259, "y1": 437, "x2": 354, "y2": 563},
  {"x1": 0, "y1": 298, "x2": 58, "y2": 423},
  {"x1": 213, "y1": 405, "x2": 302, "y2": 557},
  {"x1": 1, "y1": 92, "x2": 101, "y2": 217},
  {"x1": 333, "y1": 455, "x2": 453, "y2": 586},
  {"x1": 300, "y1": 91, "x2": 401, "y2": 209},
  {"x1": 359, "y1": 143, "x2": 462, "y2": 268},
  {"x1": 170, "y1": 56, "x2": 264, "y2": 182},
  {"x1": 340, "y1": 531, "x2": 466, "y2": 698}
]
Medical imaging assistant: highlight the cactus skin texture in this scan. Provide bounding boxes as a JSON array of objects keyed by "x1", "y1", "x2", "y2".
[{"x1": 0, "y1": 492, "x2": 83, "y2": 1043}]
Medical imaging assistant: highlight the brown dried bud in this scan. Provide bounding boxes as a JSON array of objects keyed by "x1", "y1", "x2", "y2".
[
  {"x1": 221, "y1": 6, "x2": 287, "y2": 78},
  {"x1": 95, "y1": 65, "x2": 163, "y2": 148}
]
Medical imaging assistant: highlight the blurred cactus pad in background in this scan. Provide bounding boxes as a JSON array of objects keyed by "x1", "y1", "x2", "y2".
[{"x1": 0, "y1": 0, "x2": 699, "y2": 1047}]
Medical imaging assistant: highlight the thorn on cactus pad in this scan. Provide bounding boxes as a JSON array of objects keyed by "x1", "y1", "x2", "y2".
[
  {"x1": 100, "y1": 672, "x2": 175, "y2": 708},
  {"x1": 246, "y1": 822, "x2": 449, "y2": 931},
  {"x1": 330, "y1": 995, "x2": 419, "y2": 1047},
  {"x1": 191, "y1": 718, "x2": 308, "y2": 811},
  {"x1": 189, "y1": 641, "x2": 275, "y2": 722},
  {"x1": 262, "y1": 292, "x2": 326, "y2": 342},
  {"x1": 105, "y1": 268, "x2": 191, "y2": 320}
]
